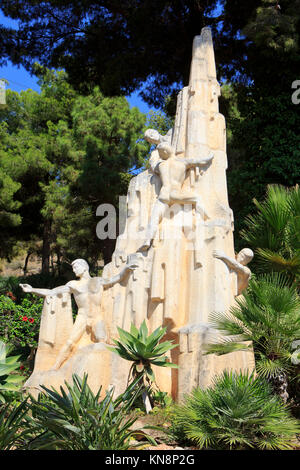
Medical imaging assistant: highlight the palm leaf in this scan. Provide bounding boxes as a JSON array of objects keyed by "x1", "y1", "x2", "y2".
[
  {"x1": 169, "y1": 371, "x2": 299, "y2": 450},
  {"x1": 204, "y1": 341, "x2": 252, "y2": 356}
]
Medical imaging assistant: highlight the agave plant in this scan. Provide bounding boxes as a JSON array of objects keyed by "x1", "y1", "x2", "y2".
[
  {"x1": 0, "y1": 340, "x2": 24, "y2": 402},
  {"x1": 26, "y1": 373, "x2": 156, "y2": 450},
  {"x1": 205, "y1": 273, "x2": 300, "y2": 402},
  {"x1": 241, "y1": 184, "x2": 300, "y2": 282},
  {"x1": 109, "y1": 321, "x2": 178, "y2": 413},
  {"x1": 171, "y1": 371, "x2": 300, "y2": 450}
]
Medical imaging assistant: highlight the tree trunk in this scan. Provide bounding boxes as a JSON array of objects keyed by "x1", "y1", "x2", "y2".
[
  {"x1": 50, "y1": 253, "x2": 54, "y2": 272},
  {"x1": 27, "y1": 347, "x2": 36, "y2": 371},
  {"x1": 23, "y1": 250, "x2": 32, "y2": 275},
  {"x1": 42, "y1": 219, "x2": 52, "y2": 274},
  {"x1": 102, "y1": 238, "x2": 116, "y2": 265},
  {"x1": 56, "y1": 249, "x2": 61, "y2": 275}
]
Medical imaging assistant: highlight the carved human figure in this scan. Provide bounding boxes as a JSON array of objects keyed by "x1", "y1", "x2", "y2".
[
  {"x1": 144, "y1": 128, "x2": 173, "y2": 173},
  {"x1": 20, "y1": 258, "x2": 137, "y2": 370},
  {"x1": 140, "y1": 142, "x2": 213, "y2": 250},
  {"x1": 213, "y1": 248, "x2": 254, "y2": 295},
  {"x1": 144, "y1": 128, "x2": 172, "y2": 146}
]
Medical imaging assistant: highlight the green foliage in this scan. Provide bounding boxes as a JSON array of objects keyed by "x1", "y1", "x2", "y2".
[
  {"x1": 240, "y1": 185, "x2": 300, "y2": 281},
  {"x1": 0, "y1": 294, "x2": 43, "y2": 349},
  {"x1": 27, "y1": 374, "x2": 155, "y2": 450},
  {"x1": 0, "y1": 276, "x2": 20, "y2": 297},
  {"x1": 0, "y1": 74, "x2": 78, "y2": 265},
  {"x1": 226, "y1": 91, "x2": 300, "y2": 248},
  {"x1": 109, "y1": 321, "x2": 178, "y2": 413},
  {"x1": 0, "y1": 400, "x2": 31, "y2": 450},
  {"x1": 146, "y1": 94, "x2": 175, "y2": 136},
  {"x1": 171, "y1": 371, "x2": 300, "y2": 450},
  {"x1": 205, "y1": 274, "x2": 300, "y2": 390},
  {"x1": 243, "y1": 0, "x2": 300, "y2": 77},
  {"x1": 152, "y1": 390, "x2": 173, "y2": 408},
  {"x1": 72, "y1": 88, "x2": 147, "y2": 196},
  {"x1": 110, "y1": 321, "x2": 178, "y2": 383},
  {"x1": 0, "y1": 119, "x2": 22, "y2": 258},
  {"x1": 147, "y1": 110, "x2": 173, "y2": 137},
  {"x1": 56, "y1": 87, "x2": 147, "y2": 265},
  {"x1": 2, "y1": 2, "x2": 298, "y2": 108},
  {"x1": 0, "y1": 1, "x2": 220, "y2": 107},
  {"x1": 0, "y1": 72, "x2": 147, "y2": 268},
  {"x1": 0, "y1": 340, "x2": 24, "y2": 402}
]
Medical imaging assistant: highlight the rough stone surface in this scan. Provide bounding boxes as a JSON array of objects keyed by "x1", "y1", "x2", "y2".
[{"x1": 22, "y1": 27, "x2": 255, "y2": 400}]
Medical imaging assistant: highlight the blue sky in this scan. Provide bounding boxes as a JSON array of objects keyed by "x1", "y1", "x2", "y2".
[{"x1": 0, "y1": 10, "x2": 152, "y2": 114}]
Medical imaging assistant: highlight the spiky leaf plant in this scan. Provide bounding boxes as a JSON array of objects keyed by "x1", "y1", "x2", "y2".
[
  {"x1": 241, "y1": 184, "x2": 300, "y2": 281},
  {"x1": 26, "y1": 374, "x2": 156, "y2": 450},
  {"x1": 0, "y1": 340, "x2": 24, "y2": 402},
  {"x1": 205, "y1": 273, "x2": 300, "y2": 402},
  {"x1": 171, "y1": 371, "x2": 300, "y2": 450},
  {"x1": 109, "y1": 321, "x2": 178, "y2": 413},
  {"x1": 0, "y1": 400, "x2": 31, "y2": 450}
]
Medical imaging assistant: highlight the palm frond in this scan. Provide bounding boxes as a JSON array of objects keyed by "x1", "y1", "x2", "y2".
[
  {"x1": 206, "y1": 274, "x2": 300, "y2": 388},
  {"x1": 169, "y1": 371, "x2": 299, "y2": 450},
  {"x1": 241, "y1": 184, "x2": 300, "y2": 280}
]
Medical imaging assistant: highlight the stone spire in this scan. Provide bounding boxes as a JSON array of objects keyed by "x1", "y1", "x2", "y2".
[{"x1": 22, "y1": 28, "x2": 255, "y2": 401}]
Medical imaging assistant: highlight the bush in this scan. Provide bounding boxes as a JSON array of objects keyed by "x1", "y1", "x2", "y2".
[
  {"x1": 0, "y1": 294, "x2": 43, "y2": 351},
  {"x1": 0, "y1": 271, "x2": 73, "y2": 303},
  {"x1": 109, "y1": 321, "x2": 178, "y2": 413},
  {"x1": 171, "y1": 371, "x2": 300, "y2": 450},
  {"x1": 206, "y1": 273, "x2": 300, "y2": 402},
  {"x1": 0, "y1": 340, "x2": 24, "y2": 403},
  {"x1": 240, "y1": 185, "x2": 300, "y2": 282},
  {"x1": 26, "y1": 374, "x2": 156, "y2": 450},
  {"x1": 0, "y1": 276, "x2": 21, "y2": 299},
  {"x1": 0, "y1": 401, "x2": 31, "y2": 450}
]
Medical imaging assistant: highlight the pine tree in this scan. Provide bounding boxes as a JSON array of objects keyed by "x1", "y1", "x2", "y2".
[{"x1": 0, "y1": 71, "x2": 148, "y2": 270}]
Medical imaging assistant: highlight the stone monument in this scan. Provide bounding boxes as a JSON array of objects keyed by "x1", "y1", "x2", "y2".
[
  {"x1": 21, "y1": 27, "x2": 255, "y2": 399},
  {"x1": 20, "y1": 258, "x2": 138, "y2": 395}
]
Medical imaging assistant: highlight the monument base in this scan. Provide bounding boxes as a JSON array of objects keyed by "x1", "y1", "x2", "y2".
[{"x1": 23, "y1": 342, "x2": 131, "y2": 399}]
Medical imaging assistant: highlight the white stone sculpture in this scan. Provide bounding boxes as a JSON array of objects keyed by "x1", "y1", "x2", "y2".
[
  {"x1": 20, "y1": 258, "x2": 137, "y2": 394},
  {"x1": 96, "y1": 28, "x2": 255, "y2": 401},
  {"x1": 213, "y1": 248, "x2": 254, "y2": 296},
  {"x1": 139, "y1": 143, "x2": 214, "y2": 250},
  {"x1": 144, "y1": 128, "x2": 173, "y2": 174},
  {"x1": 22, "y1": 27, "x2": 255, "y2": 400}
]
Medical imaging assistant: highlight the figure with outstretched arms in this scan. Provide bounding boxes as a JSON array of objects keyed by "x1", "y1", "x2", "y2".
[
  {"x1": 213, "y1": 248, "x2": 254, "y2": 295},
  {"x1": 20, "y1": 258, "x2": 137, "y2": 370}
]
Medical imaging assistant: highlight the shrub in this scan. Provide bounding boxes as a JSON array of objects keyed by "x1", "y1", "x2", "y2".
[
  {"x1": 0, "y1": 276, "x2": 21, "y2": 299},
  {"x1": 0, "y1": 272, "x2": 73, "y2": 303},
  {"x1": 0, "y1": 401, "x2": 31, "y2": 450},
  {"x1": 206, "y1": 273, "x2": 300, "y2": 402},
  {"x1": 27, "y1": 374, "x2": 156, "y2": 450},
  {"x1": 171, "y1": 371, "x2": 300, "y2": 450},
  {"x1": 240, "y1": 184, "x2": 300, "y2": 282},
  {"x1": 0, "y1": 340, "x2": 24, "y2": 403},
  {"x1": 109, "y1": 321, "x2": 178, "y2": 413},
  {"x1": 0, "y1": 294, "x2": 43, "y2": 351}
]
